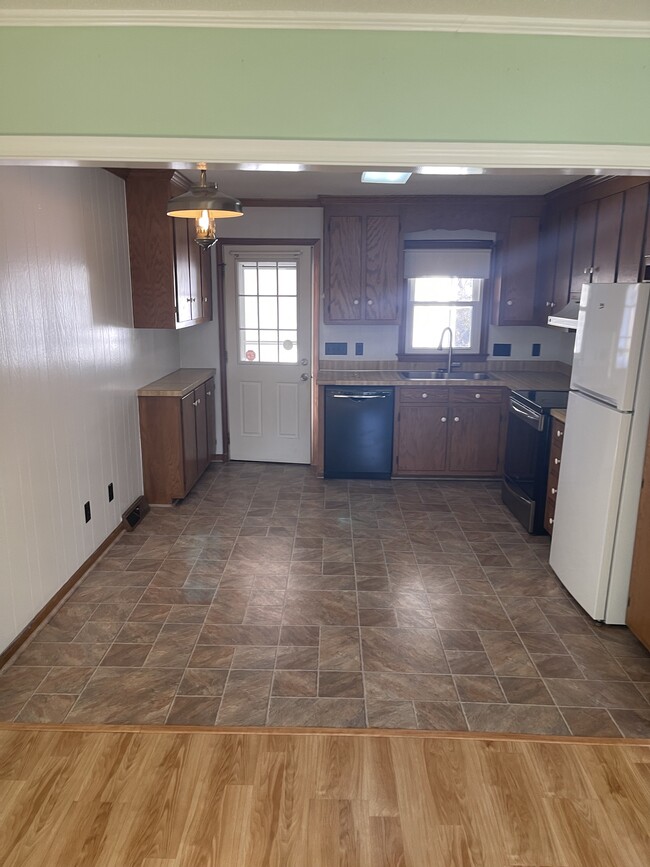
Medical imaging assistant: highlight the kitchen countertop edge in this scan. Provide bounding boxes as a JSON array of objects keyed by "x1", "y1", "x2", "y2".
[{"x1": 138, "y1": 368, "x2": 216, "y2": 398}]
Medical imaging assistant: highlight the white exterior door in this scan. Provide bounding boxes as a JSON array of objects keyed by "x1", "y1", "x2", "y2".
[{"x1": 224, "y1": 246, "x2": 312, "y2": 463}]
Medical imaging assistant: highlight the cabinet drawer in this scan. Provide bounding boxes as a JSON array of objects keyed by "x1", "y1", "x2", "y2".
[
  {"x1": 398, "y1": 387, "x2": 448, "y2": 405},
  {"x1": 544, "y1": 497, "x2": 556, "y2": 535},
  {"x1": 449, "y1": 387, "x2": 504, "y2": 403}
]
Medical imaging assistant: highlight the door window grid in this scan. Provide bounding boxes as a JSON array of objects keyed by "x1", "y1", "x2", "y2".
[{"x1": 237, "y1": 260, "x2": 299, "y2": 363}]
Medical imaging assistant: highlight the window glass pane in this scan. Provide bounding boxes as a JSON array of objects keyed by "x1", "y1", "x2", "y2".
[
  {"x1": 258, "y1": 265, "x2": 278, "y2": 296},
  {"x1": 239, "y1": 296, "x2": 258, "y2": 330},
  {"x1": 279, "y1": 332, "x2": 298, "y2": 363},
  {"x1": 412, "y1": 276, "x2": 479, "y2": 303},
  {"x1": 240, "y1": 331, "x2": 259, "y2": 361},
  {"x1": 258, "y1": 339, "x2": 279, "y2": 362},
  {"x1": 411, "y1": 305, "x2": 473, "y2": 349},
  {"x1": 278, "y1": 296, "x2": 298, "y2": 329},
  {"x1": 278, "y1": 265, "x2": 298, "y2": 295},
  {"x1": 241, "y1": 265, "x2": 258, "y2": 295},
  {"x1": 258, "y1": 296, "x2": 278, "y2": 329}
]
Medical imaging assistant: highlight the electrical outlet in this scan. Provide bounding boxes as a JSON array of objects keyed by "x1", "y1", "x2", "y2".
[
  {"x1": 108, "y1": 482, "x2": 114, "y2": 502},
  {"x1": 84, "y1": 501, "x2": 91, "y2": 523}
]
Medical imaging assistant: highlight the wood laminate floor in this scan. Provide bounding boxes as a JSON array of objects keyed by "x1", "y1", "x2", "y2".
[{"x1": 0, "y1": 724, "x2": 649, "y2": 866}]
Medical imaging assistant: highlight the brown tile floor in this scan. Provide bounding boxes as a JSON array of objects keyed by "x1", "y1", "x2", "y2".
[{"x1": 2, "y1": 462, "x2": 650, "y2": 737}]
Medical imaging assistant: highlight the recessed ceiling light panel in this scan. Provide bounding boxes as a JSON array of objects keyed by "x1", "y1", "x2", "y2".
[
  {"x1": 361, "y1": 171, "x2": 412, "y2": 184},
  {"x1": 416, "y1": 166, "x2": 485, "y2": 175},
  {"x1": 239, "y1": 163, "x2": 305, "y2": 172}
]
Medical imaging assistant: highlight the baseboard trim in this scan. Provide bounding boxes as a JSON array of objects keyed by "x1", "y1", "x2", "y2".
[{"x1": 0, "y1": 523, "x2": 124, "y2": 670}]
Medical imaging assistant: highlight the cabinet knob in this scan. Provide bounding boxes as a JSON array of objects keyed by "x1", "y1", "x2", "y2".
[
  {"x1": 441, "y1": 417, "x2": 447, "y2": 423},
  {"x1": 554, "y1": 457, "x2": 561, "y2": 465},
  {"x1": 193, "y1": 399, "x2": 201, "y2": 406},
  {"x1": 206, "y1": 391, "x2": 212, "y2": 397},
  {"x1": 203, "y1": 297, "x2": 208, "y2": 303},
  {"x1": 353, "y1": 299, "x2": 360, "y2": 305},
  {"x1": 421, "y1": 393, "x2": 428, "y2": 398},
  {"x1": 546, "y1": 301, "x2": 555, "y2": 308},
  {"x1": 556, "y1": 429, "x2": 563, "y2": 437},
  {"x1": 367, "y1": 299, "x2": 373, "y2": 305},
  {"x1": 549, "y1": 517, "x2": 554, "y2": 525},
  {"x1": 551, "y1": 487, "x2": 557, "y2": 495},
  {"x1": 454, "y1": 416, "x2": 460, "y2": 422},
  {"x1": 506, "y1": 300, "x2": 513, "y2": 306},
  {"x1": 475, "y1": 393, "x2": 481, "y2": 399}
]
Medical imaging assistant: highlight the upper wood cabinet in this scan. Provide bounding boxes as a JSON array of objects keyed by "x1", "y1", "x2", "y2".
[
  {"x1": 125, "y1": 170, "x2": 213, "y2": 329},
  {"x1": 493, "y1": 216, "x2": 541, "y2": 325},
  {"x1": 618, "y1": 183, "x2": 650, "y2": 283},
  {"x1": 324, "y1": 211, "x2": 401, "y2": 324}
]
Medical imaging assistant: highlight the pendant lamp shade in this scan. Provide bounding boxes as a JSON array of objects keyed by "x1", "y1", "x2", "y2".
[{"x1": 166, "y1": 169, "x2": 243, "y2": 220}]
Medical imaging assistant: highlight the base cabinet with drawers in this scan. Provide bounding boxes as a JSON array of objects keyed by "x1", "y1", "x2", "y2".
[
  {"x1": 393, "y1": 386, "x2": 508, "y2": 477},
  {"x1": 544, "y1": 415, "x2": 565, "y2": 534},
  {"x1": 138, "y1": 370, "x2": 216, "y2": 505}
]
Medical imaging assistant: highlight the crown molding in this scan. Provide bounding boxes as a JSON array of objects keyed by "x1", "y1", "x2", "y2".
[
  {"x1": 1, "y1": 137, "x2": 650, "y2": 173},
  {"x1": 0, "y1": 9, "x2": 649, "y2": 38}
]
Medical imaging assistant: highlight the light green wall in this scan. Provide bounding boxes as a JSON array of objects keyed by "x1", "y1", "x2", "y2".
[{"x1": 1, "y1": 27, "x2": 649, "y2": 145}]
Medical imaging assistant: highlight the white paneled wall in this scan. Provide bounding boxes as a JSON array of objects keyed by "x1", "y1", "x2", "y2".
[{"x1": 0, "y1": 167, "x2": 179, "y2": 653}]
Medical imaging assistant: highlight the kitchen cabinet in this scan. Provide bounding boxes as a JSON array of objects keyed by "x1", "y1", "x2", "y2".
[
  {"x1": 592, "y1": 192, "x2": 624, "y2": 283},
  {"x1": 569, "y1": 200, "x2": 598, "y2": 299},
  {"x1": 324, "y1": 212, "x2": 401, "y2": 323},
  {"x1": 618, "y1": 183, "x2": 650, "y2": 283},
  {"x1": 626, "y1": 417, "x2": 650, "y2": 651},
  {"x1": 125, "y1": 169, "x2": 212, "y2": 329},
  {"x1": 394, "y1": 386, "x2": 507, "y2": 477},
  {"x1": 138, "y1": 370, "x2": 216, "y2": 505},
  {"x1": 544, "y1": 415, "x2": 565, "y2": 535},
  {"x1": 493, "y1": 216, "x2": 540, "y2": 325}
]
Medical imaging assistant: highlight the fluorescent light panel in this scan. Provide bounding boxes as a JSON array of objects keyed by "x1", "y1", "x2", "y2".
[
  {"x1": 361, "y1": 171, "x2": 412, "y2": 184},
  {"x1": 239, "y1": 162, "x2": 305, "y2": 172},
  {"x1": 417, "y1": 166, "x2": 485, "y2": 175}
]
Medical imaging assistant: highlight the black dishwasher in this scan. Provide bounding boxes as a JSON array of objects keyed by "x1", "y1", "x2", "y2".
[{"x1": 324, "y1": 386, "x2": 395, "y2": 479}]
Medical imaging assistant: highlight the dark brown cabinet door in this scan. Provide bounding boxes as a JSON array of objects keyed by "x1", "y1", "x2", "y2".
[
  {"x1": 174, "y1": 220, "x2": 193, "y2": 324},
  {"x1": 205, "y1": 377, "x2": 216, "y2": 459},
  {"x1": 569, "y1": 200, "x2": 598, "y2": 299},
  {"x1": 194, "y1": 382, "x2": 209, "y2": 476},
  {"x1": 618, "y1": 184, "x2": 650, "y2": 283},
  {"x1": 447, "y1": 403, "x2": 503, "y2": 474},
  {"x1": 535, "y1": 211, "x2": 561, "y2": 320},
  {"x1": 365, "y1": 215, "x2": 400, "y2": 322},
  {"x1": 395, "y1": 405, "x2": 448, "y2": 474},
  {"x1": 592, "y1": 192, "x2": 623, "y2": 283},
  {"x1": 496, "y1": 216, "x2": 540, "y2": 325},
  {"x1": 552, "y1": 208, "x2": 576, "y2": 310},
  {"x1": 326, "y1": 216, "x2": 363, "y2": 321},
  {"x1": 181, "y1": 391, "x2": 199, "y2": 492}
]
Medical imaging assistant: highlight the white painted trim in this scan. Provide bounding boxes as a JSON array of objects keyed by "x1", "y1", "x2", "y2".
[
  {"x1": 1, "y1": 136, "x2": 650, "y2": 172},
  {"x1": 0, "y1": 9, "x2": 649, "y2": 38}
]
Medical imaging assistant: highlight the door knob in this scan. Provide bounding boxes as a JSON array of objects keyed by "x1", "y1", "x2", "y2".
[
  {"x1": 300, "y1": 373, "x2": 309, "y2": 381},
  {"x1": 300, "y1": 358, "x2": 309, "y2": 366}
]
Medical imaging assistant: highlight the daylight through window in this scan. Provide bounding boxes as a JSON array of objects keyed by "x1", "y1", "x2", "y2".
[{"x1": 237, "y1": 259, "x2": 299, "y2": 363}]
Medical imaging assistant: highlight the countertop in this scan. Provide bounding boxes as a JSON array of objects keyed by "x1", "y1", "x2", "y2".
[
  {"x1": 138, "y1": 368, "x2": 216, "y2": 398},
  {"x1": 317, "y1": 368, "x2": 571, "y2": 392},
  {"x1": 551, "y1": 408, "x2": 567, "y2": 423}
]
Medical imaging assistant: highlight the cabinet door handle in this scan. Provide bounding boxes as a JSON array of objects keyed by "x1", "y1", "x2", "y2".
[
  {"x1": 506, "y1": 300, "x2": 513, "y2": 306},
  {"x1": 454, "y1": 416, "x2": 460, "y2": 422},
  {"x1": 203, "y1": 297, "x2": 208, "y2": 302},
  {"x1": 554, "y1": 457, "x2": 561, "y2": 465},
  {"x1": 353, "y1": 299, "x2": 360, "y2": 305},
  {"x1": 441, "y1": 417, "x2": 447, "y2": 423},
  {"x1": 421, "y1": 393, "x2": 428, "y2": 398},
  {"x1": 551, "y1": 487, "x2": 557, "y2": 494},
  {"x1": 556, "y1": 430, "x2": 563, "y2": 437},
  {"x1": 206, "y1": 391, "x2": 212, "y2": 397},
  {"x1": 546, "y1": 301, "x2": 555, "y2": 308},
  {"x1": 193, "y1": 399, "x2": 201, "y2": 406},
  {"x1": 549, "y1": 517, "x2": 554, "y2": 525},
  {"x1": 367, "y1": 299, "x2": 373, "y2": 305},
  {"x1": 475, "y1": 393, "x2": 481, "y2": 399}
]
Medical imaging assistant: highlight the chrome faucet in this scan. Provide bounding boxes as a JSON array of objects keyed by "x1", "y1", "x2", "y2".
[{"x1": 437, "y1": 326, "x2": 454, "y2": 375}]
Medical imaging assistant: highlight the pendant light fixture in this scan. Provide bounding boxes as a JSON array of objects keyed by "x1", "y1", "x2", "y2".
[{"x1": 166, "y1": 162, "x2": 243, "y2": 249}]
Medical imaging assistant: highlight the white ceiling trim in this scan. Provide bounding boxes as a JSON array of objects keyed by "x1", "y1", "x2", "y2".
[
  {"x1": 0, "y1": 10, "x2": 649, "y2": 38},
  {"x1": 2, "y1": 137, "x2": 650, "y2": 172}
]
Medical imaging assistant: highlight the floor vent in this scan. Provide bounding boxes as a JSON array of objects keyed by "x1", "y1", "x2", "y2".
[{"x1": 122, "y1": 496, "x2": 149, "y2": 532}]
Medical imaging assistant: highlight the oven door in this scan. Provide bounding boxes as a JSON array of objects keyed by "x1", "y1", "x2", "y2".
[{"x1": 502, "y1": 397, "x2": 548, "y2": 533}]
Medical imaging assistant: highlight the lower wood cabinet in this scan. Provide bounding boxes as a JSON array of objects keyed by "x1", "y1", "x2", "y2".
[
  {"x1": 393, "y1": 387, "x2": 507, "y2": 477},
  {"x1": 139, "y1": 373, "x2": 216, "y2": 505},
  {"x1": 544, "y1": 416, "x2": 565, "y2": 535}
]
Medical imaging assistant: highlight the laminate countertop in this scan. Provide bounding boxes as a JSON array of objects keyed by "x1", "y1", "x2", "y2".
[
  {"x1": 551, "y1": 408, "x2": 568, "y2": 423},
  {"x1": 137, "y1": 368, "x2": 216, "y2": 398},
  {"x1": 317, "y1": 368, "x2": 571, "y2": 391}
]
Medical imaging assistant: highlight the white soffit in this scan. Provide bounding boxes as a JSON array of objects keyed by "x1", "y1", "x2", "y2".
[
  {"x1": 1, "y1": 0, "x2": 650, "y2": 37},
  {"x1": 1, "y1": 138, "x2": 650, "y2": 175}
]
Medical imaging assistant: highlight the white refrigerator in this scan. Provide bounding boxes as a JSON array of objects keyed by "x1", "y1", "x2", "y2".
[{"x1": 549, "y1": 282, "x2": 650, "y2": 624}]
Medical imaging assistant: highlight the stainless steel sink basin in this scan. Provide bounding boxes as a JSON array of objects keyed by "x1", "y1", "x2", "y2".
[{"x1": 399, "y1": 371, "x2": 495, "y2": 381}]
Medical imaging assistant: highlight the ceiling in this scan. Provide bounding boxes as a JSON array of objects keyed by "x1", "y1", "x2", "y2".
[{"x1": 183, "y1": 164, "x2": 586, "y2": 201}]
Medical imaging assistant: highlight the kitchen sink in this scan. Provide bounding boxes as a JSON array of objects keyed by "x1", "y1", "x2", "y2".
[{"x1": 399, "y1": 371, "x2": 496, "y2": 381}]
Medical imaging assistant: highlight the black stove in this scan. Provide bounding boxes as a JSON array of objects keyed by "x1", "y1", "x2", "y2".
[
  {"x1": 502, "y1": 388, "x2": 569, "y2": 534},
  {"x1": 510, "y1": 389, "x2": 569, "y2": 413}
]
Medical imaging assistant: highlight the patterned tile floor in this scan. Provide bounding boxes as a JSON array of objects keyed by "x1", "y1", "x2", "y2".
[{"x1": 2, "y1": 462, "x2": 650, "y2": 737}]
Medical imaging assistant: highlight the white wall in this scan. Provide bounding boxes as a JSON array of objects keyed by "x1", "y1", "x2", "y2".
[
  {"x1": 179, "y1": 207, "x2": 323, "y2": 453},
  {"x1": 0, "y1": 167, "x2": 179, "y2": 653}
]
